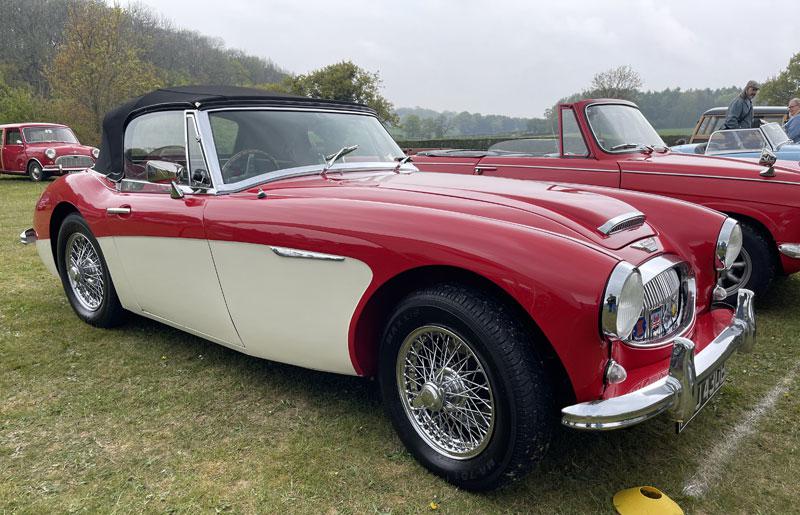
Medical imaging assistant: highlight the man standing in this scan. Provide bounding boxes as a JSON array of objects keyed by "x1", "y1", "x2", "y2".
[
  {"x1": 785, "y1": 98, "x2": 800, "y2": 143},
  {"x1": 723, "y1": 80, "x2": 759, "y2": 129}
]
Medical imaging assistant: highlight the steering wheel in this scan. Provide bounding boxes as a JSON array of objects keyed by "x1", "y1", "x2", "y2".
[{"x1": 221, "y1": 149, "x2": 280, "y2": 182}]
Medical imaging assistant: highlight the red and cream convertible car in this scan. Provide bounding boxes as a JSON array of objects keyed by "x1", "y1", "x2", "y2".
[
  {"x1": 21, "y1": 87, "x2": 755, "y2": 490},
  {"x1": 0, "y1": 122, "x2": 98, "y2": 181},
  {"x1": 413, "y1": 99, "x2": 800, "y2": 304}
]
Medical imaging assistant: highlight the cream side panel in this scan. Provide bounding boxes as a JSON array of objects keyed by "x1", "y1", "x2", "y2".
[
  {"x1": 113, "y1": 236, "x2": 242, "y2": 347},
  {"x1": 210, "y1": 240, "x2": 373, "y2": 375},
  {"x1": 35, "y1": 239, "x2": 58, "y2": 277},
  {"x1": 96, "y1": 237, "x2": 142, "y2": 313}
]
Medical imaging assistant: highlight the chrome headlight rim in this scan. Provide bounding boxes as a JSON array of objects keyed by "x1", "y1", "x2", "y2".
[
  {"x1": 91, "y1": 147, "x2": 100, "y2": 159},
  {"x1": 601, "y1": 261, "x2": 645, "y2": 340},
  {"x1": 45, "y1": 148, "x2": 56, "y2": 159},
  {"x1": 716, "y1": 218, "x2": 743, "y2": 271}
]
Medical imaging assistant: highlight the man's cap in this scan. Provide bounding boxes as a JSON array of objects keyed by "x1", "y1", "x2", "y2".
[{"x1": 746, "y1": 80, "x2": 760, "y2": 90}]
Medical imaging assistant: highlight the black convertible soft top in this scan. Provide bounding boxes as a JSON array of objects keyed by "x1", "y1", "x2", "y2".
[{"x1": 94, "y1": 85, "x2": 375, "y2": 179}]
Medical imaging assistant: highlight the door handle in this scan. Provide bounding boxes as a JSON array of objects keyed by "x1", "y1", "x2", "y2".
[
  {"x1": 474, "y1": 166, "x2": 497, "y2": 175},
  {"x1": 106, "y1": 207, "x2": 131, "y2": 215}
]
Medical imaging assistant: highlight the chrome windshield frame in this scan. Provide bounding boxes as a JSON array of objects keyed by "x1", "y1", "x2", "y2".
[
  {"x1": 761, "y1": 122, "x2": 792, "y2": 150},
  {"x1": 194, "y1": 107, "x2": 409, "y2": 194},
  {"x1": 583, "y1": 102, "x2": 667, "y2": 155},
  {"x1": 705, "y1": 128, "x2": 767, "y2": 156}
]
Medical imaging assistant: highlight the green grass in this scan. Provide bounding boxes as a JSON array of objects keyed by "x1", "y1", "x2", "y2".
[{"x1": 1, "y1": 175, "x2": 799, "y2": 513}]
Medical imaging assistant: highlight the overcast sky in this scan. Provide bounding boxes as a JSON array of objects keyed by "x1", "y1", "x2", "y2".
[{"x1": 137, "y1": 0, "x2": 795, "y2": 118}]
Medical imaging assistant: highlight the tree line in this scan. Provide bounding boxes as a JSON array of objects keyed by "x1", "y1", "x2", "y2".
[
  {"x1": 0, "y1": 1, "x2": 797, "y2": 145},
  {"x1": 0, "y1": 0, "x2": 287, "y2": 144}
]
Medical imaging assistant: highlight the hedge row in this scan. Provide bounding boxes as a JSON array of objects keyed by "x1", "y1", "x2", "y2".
[{"x1": 396, "y1": 132, "x2": 690, "y2": 151}]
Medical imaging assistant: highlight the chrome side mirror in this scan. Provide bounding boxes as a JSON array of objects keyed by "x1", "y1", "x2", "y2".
[
  {"x1": 758, "y1": 149, "x2": 777, "y2": 177},
  {"x1": 146, "y1": 160, "x2": 185, "y2": 183}
]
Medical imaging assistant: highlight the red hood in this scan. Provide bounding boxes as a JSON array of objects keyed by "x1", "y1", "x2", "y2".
[
  {"x1": 271, "y1": 171, "x2": 657, "y2": 251},
  {"x1": 621, "y1": 150, "x2": 800, "y2": 182}
]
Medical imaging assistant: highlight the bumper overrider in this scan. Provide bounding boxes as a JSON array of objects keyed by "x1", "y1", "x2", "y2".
[{"x1": 562, "y1": 289, "x2": 756, "y2": 431}]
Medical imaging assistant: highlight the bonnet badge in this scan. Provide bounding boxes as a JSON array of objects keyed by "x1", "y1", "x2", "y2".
[{"x1": 631, "y1": 237, "x2": 658, "y2": 253}]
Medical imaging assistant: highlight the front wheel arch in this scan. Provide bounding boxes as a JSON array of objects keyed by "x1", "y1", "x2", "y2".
[{"x1": 352, "y1": 266, "x2": 575, "y2": 405}]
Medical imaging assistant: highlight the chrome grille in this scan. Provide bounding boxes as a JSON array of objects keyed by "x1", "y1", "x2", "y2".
[
  {"x1": 628, "y1": 264, "x2": 691, "y2": 345},
  {"x1": 55, "y1": 155, "x2": 94, "y2": 168}
]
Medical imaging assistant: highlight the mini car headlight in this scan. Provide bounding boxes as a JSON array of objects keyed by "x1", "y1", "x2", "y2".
[
  {"x1": 601, "y1": 261, "x2": 645, "y2": 340},
  {"x1": 91, "y1": 147, "x2": 100, "y2": 159},
  {"x1": 45, "y1": 148, "x2": 56, "y2": 159},
  {"x1": 716, "y1": 218, "x2": 743, "y2": 270}
]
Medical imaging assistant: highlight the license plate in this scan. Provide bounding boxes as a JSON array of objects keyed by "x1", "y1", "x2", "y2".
[{"x1": 676, "y1": 364, "x2": 727, "y2": 433}]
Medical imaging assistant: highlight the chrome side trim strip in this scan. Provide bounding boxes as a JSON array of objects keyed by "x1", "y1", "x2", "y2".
[
  {"x1": 625, "y1": 169, "x2": 800, "y2": 187},
  {"x1": 480, "y1": 162, "x2": 619, "y2": 173},
  {"x1": 270, "y1": 246, "x2": 345, "y2": 261}
]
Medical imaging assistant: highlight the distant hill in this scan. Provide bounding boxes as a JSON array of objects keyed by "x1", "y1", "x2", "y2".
[{"x1": 0, "y1": 0, "x2": 286, "y2": 96}]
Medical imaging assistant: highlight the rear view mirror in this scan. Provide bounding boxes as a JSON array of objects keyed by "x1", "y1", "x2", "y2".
[{"x1": 146, "y1": 160, "x2": 185, "y2": 183}]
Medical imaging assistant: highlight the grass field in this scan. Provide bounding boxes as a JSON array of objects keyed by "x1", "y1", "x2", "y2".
[{"x1": 1, "y1": 175, "x2": 799, "y2": 514}]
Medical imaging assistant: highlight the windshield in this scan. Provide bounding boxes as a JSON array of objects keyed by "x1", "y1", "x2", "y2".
[
  {"x1": 585, "y1": 104, "x2": 665, "y2": 152},
  {"x1": 23, "y1": 126, "x2": 79, "y2": 144},
  {"x1": 762, "y1": 123, "x2": 791, "y2": 149},
  {"x1": 706, "y1": 129, "x2": 766, "y2": 154},
  {"x1": 208, "y1": 110, "x2": 404, "y2": 184}
]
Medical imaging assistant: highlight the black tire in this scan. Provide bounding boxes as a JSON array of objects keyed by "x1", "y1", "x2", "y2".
[
  {"x1": 56, "y1": 213, "x2": 126, "y2": 327},
  {"x1": 27, "y1": 161, "x2": 46, "y2": 182},
  {"x1": 379, "y1": 283, "x2": 554, "y2": 491},
  {"x1": 720, "y1": 222, "x2": 774, "y2": 305}
]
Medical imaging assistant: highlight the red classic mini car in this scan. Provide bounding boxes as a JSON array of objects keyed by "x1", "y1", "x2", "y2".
[
  {"x1": 412, "y1": 99, "x2": 800, "y2": 304},
  {"x1": 0, "y1": 122, "x2": 98, "y2": 181},
  {"x1": 21, "y1": 87, "x2": 755, "y2": 491}
]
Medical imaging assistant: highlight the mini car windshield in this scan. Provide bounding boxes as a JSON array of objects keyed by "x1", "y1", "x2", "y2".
[
  {"x1": 208, "y1": 110, "x2": 405, "y2": 184},
  {"x1": 706, "y1": 129, "x2": 767, "y2": 155},
  {"x1": 761, "y1": 123, "x2": 792, "y2": 150},
  {"x1": 585, "y1": 104, "x2": 666, "y2": 152},
  {"x1": 23, "y1": 127, "x2": 79, "y2": 144}
]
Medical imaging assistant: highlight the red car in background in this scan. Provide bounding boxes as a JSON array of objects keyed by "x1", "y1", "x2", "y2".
[
  {"x1": 412, "y1": 99, "x2": 800, "y2": 303},
  {"x1": 0, "y1": 123, "x2": 98, "y2": 181}
]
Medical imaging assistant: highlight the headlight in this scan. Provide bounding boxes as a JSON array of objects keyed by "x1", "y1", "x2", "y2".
[
  {"x1": 716, "y1": 218, "x2": 743, "y2": 270},
  {"x1": 601, "y1": 261, "x2": 645, "y2": 340},
  {"x1": 45, "y1": 148, "x2": 56, "y2": 159},
  {"x1": 91, "y1": 147, "x2": 100, "y2": 159}
]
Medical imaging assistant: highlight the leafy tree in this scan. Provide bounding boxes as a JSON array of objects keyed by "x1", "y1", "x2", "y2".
[
  {"x1": 402, "y1": 114, "x2": 423, "y2": 139},
  {"x1": 276, "y1": 61, "x2": 399, "y2": 125},
  {"x1": 759, "y1": 52, "x2": 800, "y2": 106},
  {"x1": 46, "y1": 1, "x2": 162, "y2": 143},
  {"x1": 588, "y1": 65, "x2": 643, "y2": 101},
  {"x1": 0, "y1": 71, "x2": 48, "y2": 124}
]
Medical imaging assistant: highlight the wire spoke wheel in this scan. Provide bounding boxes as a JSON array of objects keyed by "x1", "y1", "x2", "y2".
[
  {"x1": 396, "y1": 325, "x2": 495, "y2": 459},
  {"x1": 720, "y1": 247, "x2": 752, "y2": 297},
  {"x1": 65, "y1": 232, "x2": 104, "y2": 312}
]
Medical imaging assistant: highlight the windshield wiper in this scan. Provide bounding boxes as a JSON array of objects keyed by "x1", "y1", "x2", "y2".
[
  {"x1": 609, "y1": 143, "x2": 665, "y2": 154},
  {"x1": 610, "y1": 143, "x2": 641, "y2": 151},
  {"x1": 394, "y1": 155, "x2": 413, "y2": 173},
  {"x1": 321, "y1": 145, "x2": 359, "y2": 177}
]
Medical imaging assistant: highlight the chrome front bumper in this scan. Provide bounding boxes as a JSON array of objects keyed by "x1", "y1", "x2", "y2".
[
  {"x1": 562, "y1": 288, "x2": 756, "y2": 431},
  {"x1": 19, "y1": 228, "x2": 37, "y2": 245},
  {"x1": 779, "y1": 243, "x2": 800, "y2": 259}
]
